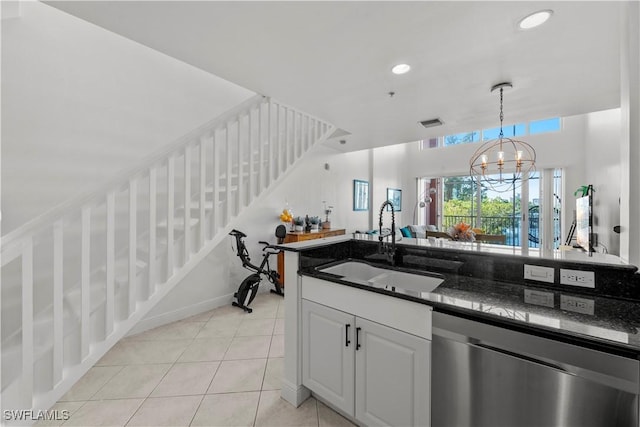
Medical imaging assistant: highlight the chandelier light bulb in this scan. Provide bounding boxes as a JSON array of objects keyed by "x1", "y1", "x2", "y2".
[{"x1": 516, "y1": 150, "x2": 523, "y2": 171}]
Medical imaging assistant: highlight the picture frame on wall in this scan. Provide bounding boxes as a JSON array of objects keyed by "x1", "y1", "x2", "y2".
[
  {"x1": 386, "y1": 188, "x2": 402, "y2": 211},
  {"x1": 353, "y1": 179, "x2": 369, "y2": 211}
]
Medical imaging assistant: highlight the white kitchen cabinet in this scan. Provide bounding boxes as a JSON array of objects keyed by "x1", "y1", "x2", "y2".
[
  {"x1": 301, "y1": 299, "x2": 355, "y2": 415},
  {"x1": 302, "y1": 298, "x2": 430, "y2": 426},
  {"x1": 355, "y1": 316, "x2": 430, "y2": 427}
]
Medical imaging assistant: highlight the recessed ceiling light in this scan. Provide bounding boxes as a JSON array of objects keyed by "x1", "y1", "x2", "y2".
[
  {"x1": 518, "y1": 10, "x2": 553, "y2": 30},
  {"x1": 391, "y1": 64, "x2": 411, "y2": 75}
]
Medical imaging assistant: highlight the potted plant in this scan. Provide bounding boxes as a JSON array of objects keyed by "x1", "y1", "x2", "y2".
[
  {"x1": 293, "y1": 216, "x2": 305, "y2": 232},
  {"x1": 309, "y1": 216, "x2": 321, "y2": 232}
]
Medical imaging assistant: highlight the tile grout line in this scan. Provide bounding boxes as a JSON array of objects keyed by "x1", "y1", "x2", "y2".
[
  {"x1": 124, "y1": 318, "x2": 209, "y2": 426},
  {"x1": 186, "y1": 393, "x2": 208, "y2": 427},
  {"x1": 58, "y1": 294, "x2": 283, "y2": 427},
  {"x1": 60, "y1": 364, "x2": 125, "y2": 404},
  {"x1": 253, "y1": 296, "x2": 280, "y2": 426},
  {"x1": 188, "y1": 304, "x2": 239, "y2": 425},
  {"x1": 120, "y1": 398, "x2": 145, "y2": 427}
]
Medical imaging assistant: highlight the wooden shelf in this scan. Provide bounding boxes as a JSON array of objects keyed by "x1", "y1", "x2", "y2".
[{"x1": 284, "y1": 228, "x2": 346, "y2": 243}]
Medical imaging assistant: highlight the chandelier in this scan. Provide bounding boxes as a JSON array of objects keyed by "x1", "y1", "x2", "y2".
[{"x1": 469, "y1": 82, "x2": 536, "y2": 193}]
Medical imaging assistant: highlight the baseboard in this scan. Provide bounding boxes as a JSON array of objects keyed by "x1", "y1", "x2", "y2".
[
  {"x1": 281, "y1": 380, "x2": 311, "y2": 407},
  {"x1": 127, "y1": 293, "x2": 234, "y2": 336},
  {"x1": 313, "y1": 393, "x2": 360, "y2": 426}
]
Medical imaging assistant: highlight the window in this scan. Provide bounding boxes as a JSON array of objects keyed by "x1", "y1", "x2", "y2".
[
  {"x1": 482, "y1": 123, "x2": 526, "y2": 140},
  {"x1": 419, "y1": 117, "x2": 562, "y2": 150},
  {"x1": 421, "y1": 170, "x2": 562, "y2": 248},
  {"x1": 444, "y1": 131, "x2": 479, "y2": 146},
  {"x1": 419, "y1": 137, "x2": 439, "y2": 150},
  {"x1": 530, "y1": 117, "x2": 561, "y2": 134}
]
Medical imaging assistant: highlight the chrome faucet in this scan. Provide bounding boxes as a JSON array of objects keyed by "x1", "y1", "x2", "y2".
[{"x1": 378, "y1": 200, "x2": 397, "y2": 266}]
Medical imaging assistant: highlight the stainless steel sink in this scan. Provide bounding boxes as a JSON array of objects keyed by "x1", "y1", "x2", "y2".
[{"x1": 317, "y1": 260, "x2": 444, "y2": 294}]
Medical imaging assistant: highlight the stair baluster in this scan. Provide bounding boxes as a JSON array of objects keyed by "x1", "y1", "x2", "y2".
[{"x1": 0, "y1": 96, "x2": 335, "y2": 416}]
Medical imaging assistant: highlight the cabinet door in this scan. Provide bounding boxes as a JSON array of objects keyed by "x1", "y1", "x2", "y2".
[
  {"x1": 355, "y1": 317, "x2": 430, "y2": 427},
  {"x1": 302, "y1": 299, "x2": 355, "y2": 416}
]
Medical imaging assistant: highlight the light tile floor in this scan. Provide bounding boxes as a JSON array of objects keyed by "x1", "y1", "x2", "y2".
[{"x1": 40, "y1": 292, "x2": 355, "y2": 427}]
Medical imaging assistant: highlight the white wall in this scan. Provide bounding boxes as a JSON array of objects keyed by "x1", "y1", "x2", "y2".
[
  {"x1": 130, "y1": 241, "x2": 235, "y2": 335},
  {"x1": 584, "y1": 109, "x2": 621, "y2": 255},
  {"x1": 1, "y1": 1, "x2": 254, "y2": 234},
  {"x1": 228, "y1": 143, "x2": 373, "y2": 288},
  {"x1": 619, "y1": 0, "x2": 640, "y2": 265},
  {"x1": 372, "y1": 144, "x2": 410, "y2": 227}
]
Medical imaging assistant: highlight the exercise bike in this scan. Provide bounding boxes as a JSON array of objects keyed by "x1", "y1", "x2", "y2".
[{"x1": 229, "y1": 227, "x2": 285, "y2": 313}]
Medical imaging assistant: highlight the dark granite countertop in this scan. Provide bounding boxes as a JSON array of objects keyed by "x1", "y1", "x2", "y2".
[
  {"x1": 291, "y1": 237, "x2": 640, "y2": 358},
  {"x1": 300, "y1": 261, "x2": 640, "y2": 359}
]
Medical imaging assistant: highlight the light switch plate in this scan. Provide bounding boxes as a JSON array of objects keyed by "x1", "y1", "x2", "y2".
[{"x1": 523, "y1": 264, "x2": 555, "y2": 283}]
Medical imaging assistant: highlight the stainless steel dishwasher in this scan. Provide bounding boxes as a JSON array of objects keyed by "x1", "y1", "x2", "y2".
[{"x1": 432, "y1": 312, "x2": 639, "y2": 427}]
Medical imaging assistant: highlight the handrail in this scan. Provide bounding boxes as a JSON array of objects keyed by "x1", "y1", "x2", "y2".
[{"x1": 0, "y1": 94, "x2": 266, "y2": 250}]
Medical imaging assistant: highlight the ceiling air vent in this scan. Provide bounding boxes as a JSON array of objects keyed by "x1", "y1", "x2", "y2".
[{"x1": 419, "y1": 118, "x2": 444, "y2": 128}]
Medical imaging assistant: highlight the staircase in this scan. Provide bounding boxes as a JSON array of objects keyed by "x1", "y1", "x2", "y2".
[{"x1": 0, "y1": 95, "x2": 335, "y2": 420}]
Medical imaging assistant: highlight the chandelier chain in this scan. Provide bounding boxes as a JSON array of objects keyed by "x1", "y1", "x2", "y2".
[{"x1": 499, "y1": 87, "x2": 504, "y2": 139}]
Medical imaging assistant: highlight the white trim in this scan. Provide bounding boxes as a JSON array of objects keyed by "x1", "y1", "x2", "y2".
[
  {"x1": 126, "y1": 293, "x2": 234, "y2": 336},
  {"x1": 281, "y1": 380, "x2": 311, "y2": 408}
]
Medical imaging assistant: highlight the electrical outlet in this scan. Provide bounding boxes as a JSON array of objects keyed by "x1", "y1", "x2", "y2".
[
  {"x1": 523, "y1": 264, "x2": 554, "y2": 283},
  {"x1": 559, "y1": 269, "x2": 595, "y2": 288},
  {"x1": 560, "y1": 294, "x2": 595, "y2": 315}
]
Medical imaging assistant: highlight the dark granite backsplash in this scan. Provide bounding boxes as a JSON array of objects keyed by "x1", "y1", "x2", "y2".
[
  {"x1": 298, "y1": 239, "x2": 640, "y2": 301},
  {"x1": 298, "y1": 240, "x2": 351, "y2": 269}
]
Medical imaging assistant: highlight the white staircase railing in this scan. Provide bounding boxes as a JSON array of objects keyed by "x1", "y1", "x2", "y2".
[{"x1": 0, "y1": 95, "x2": 335, "y2": 421}]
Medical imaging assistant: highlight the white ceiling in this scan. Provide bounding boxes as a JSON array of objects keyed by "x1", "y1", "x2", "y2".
[{"x1": 47, "y1": 1, "x2": 622, "y2": 152}]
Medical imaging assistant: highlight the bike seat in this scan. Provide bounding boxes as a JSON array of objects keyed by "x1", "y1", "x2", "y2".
[{"x1": 229, "y1": 229, "x2": 247, "y2": 238}]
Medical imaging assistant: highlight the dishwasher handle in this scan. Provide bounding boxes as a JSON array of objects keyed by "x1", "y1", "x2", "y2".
[{"x1": 474, "y1": 342, "x2": 568, "y2": 373}]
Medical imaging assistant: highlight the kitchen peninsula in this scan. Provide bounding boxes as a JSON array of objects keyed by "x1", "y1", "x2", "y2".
[
  {"x1": 276, "y1": 229, "x2": 345, "y2": 286},
  {"x1": 277, "y1": 235, "x2": 640, "y2": 427}
]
